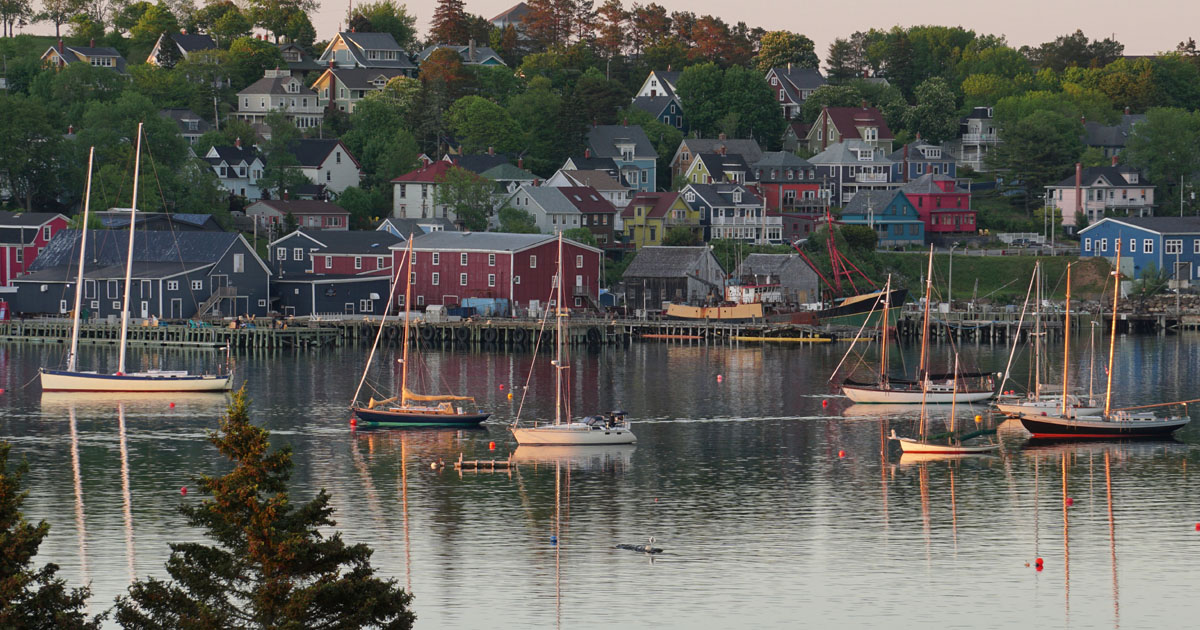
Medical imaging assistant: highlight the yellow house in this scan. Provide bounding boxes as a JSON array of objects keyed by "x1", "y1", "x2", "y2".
[
  {"x1": 622, "y1": 192, "x2": 701, "y2": 249},
  {"x1": 683, "y1": 152, "x2": 753, "y2": 185}
]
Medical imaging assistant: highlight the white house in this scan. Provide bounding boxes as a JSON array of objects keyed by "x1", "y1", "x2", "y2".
[
  {"x1": 236, "y1": 68, "x2": 324, "y2": 134},
  {"x1": 203, "y1": 143, "x2": 264, "y2": 200},
  {"x1": 544, "y1": 169, "x2": 632, "y2": 210},
  {"x1": 285, "y1": 139, "x2": 361, "y2": 195}
]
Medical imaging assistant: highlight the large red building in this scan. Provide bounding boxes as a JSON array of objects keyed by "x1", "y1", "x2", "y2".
[
  {"x1": 900, "y1": 174, "x2": 976, "y2": 234},
  {"x1": 0, "y1": 213, "x2": 69, "y2": 287},
  {"x1": 394, "y1": 232, "x2": 603, "y2": 311}
]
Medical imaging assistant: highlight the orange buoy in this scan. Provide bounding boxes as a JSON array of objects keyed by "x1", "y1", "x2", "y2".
[
  {"x1": 838, "y1": 450, "x2": 846, "y2": 458},
  {"x1": 717, "y1": 374, "x2": 723, "y2": 382},
  {"x1": 974, "y1": 414, "x2": 982, "y2": 423},
  {"x1": 499, "y1": 384, "x2": 504, "y2": 390},
  {"x1": 488, "y1": 441, "x2": 496, "y2": 450},
  {"x1": 507, "y1": 392, "x2": 513, "y2": 400}
]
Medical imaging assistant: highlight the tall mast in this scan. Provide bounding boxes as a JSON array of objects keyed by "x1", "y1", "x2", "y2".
[
  {"x1": 67, "y1": 147, "x2": 95, "y2": 373},
  {"x1": 117, "y1": 122, "x2": 143, "y2": 375},
  {"x1": 1088, "y1": 322, "x2": 1096, "y2": 404},
  {"x1": 400, "y1": 237, "x2": 414, "y2": 404},
  {"x1": 1061, "y1": 263, "x2": 1072, "y2": 415},
  {"x1": 555, "y1": 233, "x2": 565, "y2": 426},
  {"x1": 350, "y1": 234, "x2": 408, "y2": 407},
  {"x1": 879, "y1": 275, "x2": 891, "y2": 386},
  {"x1": 1033, "y1": 262, "x2": 1042, "y2": 398},
  {"x1": 917, "y1": 246, "x2": 934, "y2": 439},
  {"x1": 1105, "y1": 243, "x2": 1121, "y2": 417}
]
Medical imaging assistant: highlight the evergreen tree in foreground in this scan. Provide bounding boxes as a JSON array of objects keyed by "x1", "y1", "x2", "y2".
[
  {"x1": 114, "y1": 389, "x2": 414, "y2": 629},
  {"x1": 0, "y1": 443, "x2": 101, "y2": 630}
]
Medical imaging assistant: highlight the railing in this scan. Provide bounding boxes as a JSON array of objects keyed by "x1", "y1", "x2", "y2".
[
  {"x1": 961, "y1": 133, "x2": 1000, "y2": 144},
  {"x1": 709, "y1": 216, "x2": 783, "y2": 226},
  {"x1": 197, "y1": 286, "x2": 237, "y2": 316},
  {"x1": 855, "y1": 172, "x2": 889, "y2": 183}
]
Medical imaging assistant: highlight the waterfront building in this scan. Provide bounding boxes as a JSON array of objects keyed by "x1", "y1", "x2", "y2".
[
  {"x1": 0, "y1": 212, "x2": 69, "y2": 288},
  {"x1": 900, "y1": 174, "x2": 976, "y2": 235},
  {"x1": 586, "y1": 123, "x2": 658, "y2": 193},
  {"x1": 275, "y1": 275, "x2": 393, "y2": 317},
  {"x1": 837, "y1": 189, "x2": 925, "y2": 246},
  {"x1": 268, "y1": 229, "x2": 399, "y2": 279},
  {"x1": 733, "y1": 253, "x2": 821, "y2": 304},
  {"x1": 622, "y1": 246, "x2": 726, "y2": 312},
  {"x1": 376, "y1": 217, "x2": 457, "y2": 240},
  {"x1": 622, "y1": 192, "x2": 697, "y2": 250},
  {"x1": 680, "y1": 183, "x2": 780, "y2": 244},
  {"x1": 1078, "y1": 217, "x2": 1200, "y2": 285},
  {"x1": 1046, "y1": 163, "x2": 1154, "y2": 233}
]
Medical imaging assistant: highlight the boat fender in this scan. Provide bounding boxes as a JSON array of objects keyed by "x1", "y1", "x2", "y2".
[
  {"x1": 482, "y1": 328, "x2": 498, "y2": 343},
  {"x1": 586, "y1": 327, "x2": 601, "y2": 343},
  {"x1": 385, "y1": 325, "x2": 399, "y2": 339},
  {"x1": 420, "y1": 326, "x2": 436, "y2": 341},
  {"x1": 454, "y1": 327, "x2": 470, "y2": 342}
]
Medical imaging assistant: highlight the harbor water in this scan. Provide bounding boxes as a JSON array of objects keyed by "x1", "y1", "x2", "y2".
[{"x1": 2, "y1": 334, "x2": 1199, "y2": 628}]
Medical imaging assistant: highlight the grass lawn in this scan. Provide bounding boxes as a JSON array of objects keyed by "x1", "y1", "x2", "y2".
[{"x1": 875, "y1": 253, "x2": 1110, "y2": 303}]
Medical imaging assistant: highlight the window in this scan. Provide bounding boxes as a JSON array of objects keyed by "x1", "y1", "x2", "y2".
[
  {"x1": 191, "y1": 280, "x2": 204, "y2": 290},
  {"x1": 15, "y1": 249, "x2": 22, "y2": 263},
  {"x1": 529, "y1": 255, "x2": 537, "y2": 268},
  {"x1": 417, "y1": 295, "x2": 424, "y2": 305},
  {"x1": 488, "y1": 253, "x2": 496, "y2": 266},
  {"x1": 167, "y1": 280, "x2": 179, "y2": 291},
  {"x1": 354, "y1": 256, "x2": 362, "y2": 269},
  {"x1": 276, "y1": 247, "x2": 286, "y2": 261},
  {"x1": 514, "y1": 275, "x2": 521, "y2": 284},
  {"x1": 336, "y1": 152, "x2": 342, "y2": 164},
  {"x1": 113, "y1": 301, "x2": 121, "y2": 309},
  {"x1": 359, "y1": 299, "x2": 371, "y2": 311},
  {"x1": 1099, "y1": 238, "x2": 1107, "y2": 252},
  {"x1": 410, "y1": 271, "x2": 416, "y2": 284},
  {"x1": 488, "y1": 274, "x2": 496, "y2": 287},
  {"x1": 293, "y1": 248, "x2": 303, "y2": 261},
  {"x1": 324, "y1": 255, "x2": 332, "y2": 267},
  {"x1": 258, "y1": 299, "x2": 267, "y2": 307},
  {"x1": 1144, "y1": 239, "x2": 1154, "y2": 254},
  {"x1": 1165, "y1": 239, "x2": 1182, "y2": 254},
  {"x1": 398, "y1": 185, "x2": 406, "y2": 198},
  {"x1": 863, "y1": 127, "x2": 878, "y2": 141},
  {"x1": 1083, "y1": 238, "x2": 1092, "y2": 252},
  {"x1": 1194, "y1": 240, "x2": 1200, "y2": 254},
  {"x1": 459, "y1": 273, "x2": 467, "y2": 286},
  {"x1": 1129, "y1": 238, "x2": 1135, "y2": 253},
  {"x1": 42, "y1": 225, "x2": 51, "y2": 241},
  {"x1": 432, "y1": 252, "x2": 440, "y2": 265},
  {"x1": 432, "y1": 272, "x2": 440, "y2": 285},
  {"x1": 460, "y1": 253, "x2": 468, "y2": 266},
  {"x1": 90, "y1": 300, "x2": 99, "y2": 310},
  {"x1": 107, "y1": 280, "x2": 118, "y2": 298},
  {"x1": 377, "y1": 256, "x2": 385, "y2": 268},
  {"x1": 233, "y1": 253, "x2": 245, "y2": 273}
]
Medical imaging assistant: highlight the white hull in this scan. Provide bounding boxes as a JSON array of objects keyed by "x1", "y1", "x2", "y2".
[
  {"x1": 40, "y1": 369, "x2": 232, "y2": 393},
  {"x1": 843, "y1": 384, "x2": 994, "y2": 404},
  {"x1": 893, "y1": 435, "x2": 1000, "y2": 454},
  {"x1": 511, "y1": 422, "x2": 637, "y2": 446},
  {"x1": 995, "y1": 397, "x2": 1102, "y2": 417}
]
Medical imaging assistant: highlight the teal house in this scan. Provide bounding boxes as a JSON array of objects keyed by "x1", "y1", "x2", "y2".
[
  {"x1": 586, "y1": 124, "x2": 659, "y2": 193},
  {"x1": 838, "y1": 189, "x2": 924, "y2": 246}
]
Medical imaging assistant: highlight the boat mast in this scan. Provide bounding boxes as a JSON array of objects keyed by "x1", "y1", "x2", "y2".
[
  {"x1": 67, "y1": 147, "x2": 95, "y2": 373},
  {"x1": 917, "y1": 246, "x2": 934, "y2": 439},
  {"x1": 349, "y1": 235, "x2": 408, "y2": 407},
  {"x1": 1104, "y1": 243, "x2": 1121, "y2": 417},
  {"x1": 1088, "y1": 322, "x2": 1096, "y2": 404},
  {"x1": 117, "y1": 122, "x2": 143, "y2": 376},
  {"x1": 949, "y1": 355, "x2": 959, "y2": 443},
  {"x1": 1033, "y1": 261, "x2": 1042, "y2": 398},
  {"x1": 400, "y1": 237, "x2": 415, "y2": 405},
  {"x1": 879, "y1": 275, "x2": 891, "y2": 387},
  {"x1": 555, "y1": 233, "x2": 565, "y2": 426},
  {"x1": 1061, "y1": 263, "x2": 1072, "y2": 416}
]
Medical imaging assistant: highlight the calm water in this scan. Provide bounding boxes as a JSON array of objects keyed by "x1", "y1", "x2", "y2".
[{"x1": 2, "y1": 334, "x2": 1200, "y2": 628}]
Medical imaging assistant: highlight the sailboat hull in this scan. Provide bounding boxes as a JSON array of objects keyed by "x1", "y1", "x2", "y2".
[
  {"x1": 351, "y1": 406, "x2": 490, "y2": 427},
  {"x1": 894, "y1": 436, "x2": 1000, "y2": 454},
  {"x1": 39, "y1": 369, "x2": 232, "y2": 392},
  {"x1": 511, "y1": 422, "x2": 637, "y2": 446},
  {"x1": 1017, "y1": 413, "x2": 1190, "y2": 439},
  {"x1": 842, "y1": 384, "x2": 994, "y2": 404},
  {"x1": 995, "y1": 399, "x2": 1102, "y2": 417}
]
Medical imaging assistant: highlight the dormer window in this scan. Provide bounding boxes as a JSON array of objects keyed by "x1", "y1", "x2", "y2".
[
  {"x1": 686, "y1": 191, "x2": 696, "y2": 203},
  {"x1": 863, "y1": 127, "x2": 878, "y2": 142},
  {"x1": 857, "y1": 150, "x2": 873, "y2": 161},
  {"x1": 924, "y1": 147, "x2": 941, "y2": 158},
  {"x1": 733, "y1": 191, "x2": 742, "y2": 203}
]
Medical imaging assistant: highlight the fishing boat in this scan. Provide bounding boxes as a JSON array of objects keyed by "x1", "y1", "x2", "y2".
[
  {"x1": 39, "y1": 135, "x2": 232, "y2": 393},
  {"x1": 350, "y1": 237, "x2": 490, "y2": 428},
  {"x1": 511, "y1": 234, "x2": 636, "y2": 446},
  {"x1": 835, "y1": 258, "x2": 997, "y2": 404},
  {"x1": 1017, "y1": 244, "x2": 1191, "y2": 439}
]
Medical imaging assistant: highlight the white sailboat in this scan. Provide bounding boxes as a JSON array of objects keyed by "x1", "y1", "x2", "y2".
[
  {"x1": 39, "y1": 130, "x2": 232, "y2": 393},
  {"x1": 511, "y1": 234, "x2": 635, "y2": 446}
]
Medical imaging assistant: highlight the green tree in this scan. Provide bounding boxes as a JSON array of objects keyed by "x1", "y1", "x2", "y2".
[
  {"x1": 799, "y1": 83, "x2": 863, "y2": 123},
  {"x1": 130, "y1": 1, "x2": 180, "y2": 54},
  {"x1": 226, "y1": 35, "x2": 287, "y2": 90},
  {"x1": 563, "y1": 226, "x2": 598, "y2": 246},
  {"x1": 1030, "y1": 30, "x2": 1124, "y2": 72},
  {"x1": 905, "y1": 77, "x2": 958, "y2": 143},
  {"x1": 663, "y1": 225, "x2": 700, "y2": 246},
  {"x1": 428, "y1": 0, "x2": 468, "y2": 44},
  {"x1": 825, "y1": 38, "x2": 861, "y2": 82},
  {"x1": 247, "y1": 0, "x2": 316, "y2": 42},
  {"x1": 569, "y1": 68, "x2": 629, "y2": 127},
  {"x1": 445, "y1": 95, "x2": 521, "y2": 154},
  {"x1": 35, "y1": 0, "x2": 83, "y2": 38},
  {"x1": 987, "y1": 110, "x2": 1084, "y2": 214},
  {"x1": 338, "y1": 186, "x2": 390, "y2": 228},
  {"x1": 351, "y1": 1, "x2": 418, "y2": 50},
  {"x1": 674, "y1": 62, "x2": 724, "y2": 136},
  {"x1": 344, "y1": 94, "x2": 421, "y2": 189},
  {"x1": 0, "y1": 94, "x2": 64, "y2": 211},
  {"x1": 433, "y1": 165, "x2": 494, "y2": 231},
  {"x1": 0, "y1": 443, "x2": 101, "y2": 629},
  {"x1": 1123, "y1": 107, "x2": 1200, "y2": 207},
  {"x1": 498, "y1": 206, "x2": 539, "y2": 233},
  {"x1": 508, "y1": 77, "x2": 566, "y2": 175},
  {"x1": 754, "y1": 30, "x2": 818, "y2": 72},
  {"x1": 283, "y1": 10, "x2": 316, "y2": 50},
  {"x1": 113, "y1": 389, "x2": 415, "y2": 629},
  {"x1": 195, "y1": 2, "x2": 252, "y2": 48},
  {"x1": 721, "y1": 65, "x2": 785, "y2": 148},
  {"x1": 258, "y1": 111, "x2": 310, "y2": 200}
]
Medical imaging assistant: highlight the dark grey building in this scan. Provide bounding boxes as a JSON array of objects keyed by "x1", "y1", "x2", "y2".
[
  {"x1": 267, "y1": 229, "x2": 401, "y2": 278},
  {"x1": 733, "y1": 253, "x2": 821, "y2": 305},
  {"x1": 276, "y1": 276, "x2": 393, "y2": 317},
  {"x1": 13, "y1": 230, "x2": 270, "y2": 319},
  {"x1": 622, "y1": 246, "x2": 726, "y2": 312}
]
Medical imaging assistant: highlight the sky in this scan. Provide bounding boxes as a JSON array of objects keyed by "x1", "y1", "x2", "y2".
[{"x1": 14, "y1": 0, "x2": 1196, "y2": 61}]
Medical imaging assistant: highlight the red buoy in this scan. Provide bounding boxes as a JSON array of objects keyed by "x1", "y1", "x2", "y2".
[
  {"x1": 1195, "y1": 523, "x2": 1199, "y2": 531},
  {"x1": 1065, "y1": 497, "x2": 1074, "y2": 507},
  {"x1": 1035, "y1": 557, "x2": 1043, "y2": 566},
  {"x1": 488, "y1": 441, "x2": 496, "y2": 450},
  {"x1": 838, "y1": 450, "x2": 846, "y2": 458},
  {"x1": 350, "y1": 417, "x2": 357, "y2": 427},
  {"x1": 1036, "y1": 564, "x2": 1043, "y2": 572},
  {"x1": 822, "y1": 399, "x2": 829, "y2": 407},
  {"x1": 717, "y1": 374, "x2": 723, "y2": 382},
  {"x1": 180, "y1": 486, "x2": 187, "y2": 496},
  {"x1": 499, "y1": 384, "x2": 504, "y2": 390},
  {"x1": 169, "y1": 402, "x2": 175, "y2": 408}
]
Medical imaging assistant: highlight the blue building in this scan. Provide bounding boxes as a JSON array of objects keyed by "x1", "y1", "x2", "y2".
[
  {"x1": 838, "y1": 189, "x2": 925, "y2": 246},
  {"x1": 586, "y1": 124, "x2": 658, "y2": 193},
  {"x1": 631, "y1": 95, "x2": 686, "y2": 132},
  {"x1": 1078, "y1": 217, "x2": 1200, "y2": 282}
]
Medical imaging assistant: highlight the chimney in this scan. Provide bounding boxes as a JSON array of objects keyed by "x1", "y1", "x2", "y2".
[
  {"x1": 902, "y1": 143, "x2": 909, "y2": 183},
  {"x1": 585, "y1": 148, "x2": 591, "y2": 159},
  {"x1": 181, "y1": 28, "x2": 187, "y2": 35},
  {"x1": 534, "y1": 178, "x2": 540, "y2": 186},
  {"x1": 58, "y1": 38, "x2": 63, "y2": 53},
  {"x1": 488, "y1": 145, "x2": 494, "y2": 156},
  {"x1": 861, "y1": 99, "x2": 868, "y2": 109},
  {"x1": 68, "y1": 124, "x2": 74, "y2": 135},
  {"x1": 235, "y1": 137, "x2": 241, "y2": 149},
  {"x1": 1124, "y1": 106, "x2": 1130, "y2": 115},
  {"x1": 1075, "y1": 162, "x2": 1083, "y2": 219},
  {"x1": 329, "y1": 59, "x2": 334, "y2": 68},
  {"x1": 90, "y1": 38, "x2": 95, "y2": 48},
  {"x1": 718, "y1": 132, "x2": 727, "y2": 141},
  {"x1": 718, "y1": 145, "x2": 726, "y2": 156},
  {"x1": 469, "y1": 39, "x2": 476, "y2": 61},
  {"x1": 1080, "y1": 115, "x2": 1086, "y2": 124},
  {"x1": 1111, "y1": 155, "x2": 1118, "y2": 167},
  {"x1": 787, "y1": 62, "x2": 792, "y2": 72},
  {"x1": 623, "y1": 117, "x2": 628, "y2": 127},
  {"x1": 518, "y1": 156, "x2": 524, "y2": 169},
  {"x1": 283, "y1": 191, "x2": 289, "y2": 200}
]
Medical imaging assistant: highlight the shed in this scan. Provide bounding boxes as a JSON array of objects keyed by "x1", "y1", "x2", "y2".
[{"x1": 622, "y1": 246, "x2": 725, "y2": 311}]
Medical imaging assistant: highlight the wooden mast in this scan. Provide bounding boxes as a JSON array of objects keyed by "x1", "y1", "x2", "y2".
[
  {"x1": 400, "y1": 236, "x2": 415, "y2": 405},
  {"x1": 917, "y1": 246, "x2": 934, "y2": 438},
  {"x1": 880, "y1": 275, "x2": 891, "y2": 387},
  {"x1": 1061, "y1": 263, "x2": 1072, "y2": 416},
  {"x1": 1104, "y1": 243, "x2": 1121, "y2": 417},
  {"x1": 117, "y1": 122, "x2": 143, "y2": 375},
  {"x1": 67, "y1": 147, "x2": 94, "y2": 373},
  {"x1": 555, "y1": 232, "x2": 565, "y2": 426}
]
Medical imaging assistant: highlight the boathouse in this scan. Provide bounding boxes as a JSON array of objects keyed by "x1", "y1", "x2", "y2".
[
  {"x1": 733, "y1": 253, "x2": 820, "y2": 305},
  {"x1": 622, "y1": 246, "x2": 726, "y2": 313},
  {"x1": 1079, "y1": 216, "x2": 1200, "y2": 284}
]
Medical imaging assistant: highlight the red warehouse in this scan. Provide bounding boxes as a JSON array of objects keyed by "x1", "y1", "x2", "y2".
[
  {"x1": 1, "y1": 212, "x2": 69, "y2": 287},
  {"x1": 393, "y1": 232, "x2": 604, "y2": 312}
]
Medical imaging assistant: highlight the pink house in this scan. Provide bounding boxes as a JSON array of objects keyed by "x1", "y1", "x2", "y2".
[
  {"x1": 1045, "y1": 163, "x2": 1154, "y2": 232},
  {"x1": 900, "y1": 174, "x2": 976, "y2": 235}
]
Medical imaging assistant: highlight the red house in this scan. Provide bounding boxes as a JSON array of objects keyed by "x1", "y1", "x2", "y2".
[
  {"x1": 394, "y1": 232, "x2": 604, "y2": 312},
  {"x1": 900, "y1": 174, "x2": 976, "y2": 234},
  {"x1": 0, "y1": 213, "x2": 69, "y2": 287},
  {"x1": 246, "y1": 199, "x2": 350, "y2": 230}
]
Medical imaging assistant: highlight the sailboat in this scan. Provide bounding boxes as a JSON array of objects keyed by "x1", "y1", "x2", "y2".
[
  {"x1": 1017, "y1": 243, "x2": 1191, "y2": 438},
  {"x1": 511, "y1": 234, "x2": 635, "y2": 446},
  {"x1": 995, "y1": 262, "x2": 1101, "y2": 417},
  {"x1": 350, "y1": 237, "x2": 490, "y2": 427},
  {"x1": 889, "y1": 251, "x2": 999, "y2": 454},
  {"x1": 39, "y1": 134, "x2": 232, "y2": 393},
  {"x1": 839, "y1": 248, "x2": 997, "y2": 404}
]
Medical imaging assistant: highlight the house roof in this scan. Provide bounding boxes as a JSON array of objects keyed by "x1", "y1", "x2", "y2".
[
  {"x1": 480, "y1": 162, "x2": 536, "y2": 181},
  {"x1": 963, "y1": 107, "x2": 994, "y2": 120},
  {"x1": 490, "y1": 2, "x2": 530, "y2": 23},
  {"x1": 19, "y1": 261, "x2": 216, "y2": 283},
  {"x1": 45, "y1": 45, "x2": 127, "y2": 73},
  {"x1": 206, "y1": 145, "x2": 260, "y2": 165},
  {"x1": 1079, "y1": 216, "x2": 1200, "y2": 236},
  {"x1": 1050, "y1": 166, "x2": 1148, "y2": 188},
  {"x1": 622, "y1": 246, "x2": 716, "y2": 279},
  {"x1": 899, "y1": 173, "x2": 966, "y2": 195},
  {"x1": 888, "y1": 139, "x2": 948, "y2": 163},
  {"x1": 842, "y1": 189, "x2": 909, "y2": 215},
  {"x1": 446, "y1": 153, "x2": 513, "y2": 174},
  {"x1": 321, "y1": 68, "x2": 409, "y2": 90},
  {"x1": 785, "y1": 121, "x2": 812, "y2": 138},
  {"x1": 587, "y1": 124, "x2": 658, "y2": 159},
  {"x1": 1084, "y1": 114, "x2": 1147, "y2": 148},
  {"x1": 30, "y1": 230, "x2": 244, "y2": 271},
  {"x1": 557, "y1": 186, "x2": 617, "y2": 214},
  {"x1": 96, "y1": 211, "x2": 223, "y2": 231},
  {"x1": 771, "y1": 66, "x2": 826, "y2": 103},
  {"x1": 251, "y1": 200, "x2": 349, "y2": 216},
  {"x1": 287, "y1": 138, "x2": 358, "y2": 169},
  {"x1": 376, "y1": 217, "x2": 458, "y2": 238},
  {"x1": 172, "y1": 33, "x2": 216, "y2": 52},
  {"x1": 277, "y1": 43, "x2": 323, "y2": 71},
  {"x1": 680, "y1": 138, "x2": 763, "y2": 165},
  {"x1": 240, "y1": 71, "x2": 317, "y2": 96},
  {"x1": 809, "y1": 140, "x2": 890, "y2": 165},
  {"x1": 623, "y1": 192, "x2": 680, "y2": 219},
  {"x1": 333, "y1": 32, "x2": 416, "y2": 69},
  {"x1": 158, "y1": 108, "x2": 212, "y2": 136},
  {"x1": 752, "y1": 151, "x2": 813, "y2": 170},
  {"x1": 823, "y1": 106, "x2": 894, "y2": 141},
  {"x1": 631, "y1": 95, "x2": 676, "y2": 118},
  {"x1": 556, "y1": 170, "x2": 626, "y2": 192},
  {"x1": 294, "y1": 229, "x2": 400, "y2": 253},
  {"x1": 0, "y1": 212, "x2": 65, "y2": 227},
  {"x1": 391, "y1": 161, "x2": 462, "y2": 183},
  {"x1": 693, "y1": 153, "x2": 754, "y2": 182},
  {"x1": 734, "y1": 253, "x2": 804, "y2": 277},
  {"x1": 565, "y1": 155, "x2": 619, "y2": 173},
  {"x1": 683, "y1": 183, "x2": 761, "y2": 208},
  {"x1": 403, "y1": 231, "x2": 601, "y2": 255},
  {"x1": 520, "y1": 186, "x2": 580, "y2": 215},
  {"x1": 417, "y1": 43, "x2": 506, "y2": 65}
]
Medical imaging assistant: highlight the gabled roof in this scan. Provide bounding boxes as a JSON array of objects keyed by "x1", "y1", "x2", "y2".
[
  {"x1": 445, "y1": 153, "x2": 512, "y2": 174},
  {"x1": 31, "y1": 230, "x2": 246, "y2": 271},
  {"x1": 555, "y1": 170, "x2": 626, "y2": 192},
  {"x1": 277, "y1": 43, "x2": 323, "y2": 71},
  {"x1": 623, "y1": 192, "x2": 681, "y2": 219},
  {"x1": 822, "y1": 106, "x2": 894, "y2": 141},
  {"x1": 287, "y1": 139, "x2": 359, "y2": 169},
  {"x1": 417, "y1": 43, "x2": 506, "y2": 66},
  {"x1": 734, "y1": 253, "x2": 805, "y2": 277},
  {"x1": 519, "y1": 186, "x2": 580, "y2": 215},
  {"x1": 623, "y1": 246, "x2": 716, "y2": 278},
  {"x1": 841, "y1": 189, "x2": 912, "y2": 216},
  {"x1": 963, "y1": 106, "x2": 994, "y2": 120},
  {"x1": 43, "y1": 44, "x2": 127, "y2": 73},
  {"x1": 753, "y1": 151, "x2": 813, "y2": 170},
  {"x1": 682, "y1": 183, "x2": 761, "y2": 208},
  {"x1": 0, "y1": 212, "x2": 66, "y2": 227},
  {"x1": 376, "y1": 217, "x2": 458, "y2": 238},
  {"x1": 19, "y1": 261, "x2": 217, "y2": 283},
  {"x1": 809, "y1": 140, "x2": 891, "y2": 165},
  {"x1": 480, "y1": 162, "x2": 536, "y2": 182},
  {"x1": 159, "y1": 108, "x2": 212, "y2": 136},
  {"x1": 679, "y1": 137, "x2": 763, "y2": 165},
  {"x1": 900, "y1": 173, "x2": 966, "y2": 195},
  {"x1": 631, "y1": 95, "x2": 677, "y2": 118},
  {"x1": 587, "y1": 124, "x2": 658, "y2": 160},
  {"x1": 770, "y1": 66, "x2": 826, "y2": 102},
  {"x1": 319, "y1": 68, "x2": 409, "y2": 90},
  {"x1": 402, "y1": 231, "x2": 601, "y2": 255},
  {"x1": 564, "y1": 155, "x2": 619, "y2": 173},
  {"x1": 250, "y1": 200, "x2": 349, "y2": 216},
  {"x1": 1079, "y1": 216, "x2": 1200, "y2": 236},
  {"x1": 490, "y1": 2, "x2": 530, "y2": 24},
  {"x1": 1084, "y1": 114, "x2": 1147, "y2": 148},
  {"x1": 172, "y1": 33, "x2": 216, "y2": 52},
  {"x1": 324, "y1": 32, "x2": 416, "y2": 69},
  {"x1": 205, "y1": 145, "x2": 260, "y2": 165},
  {"x1": 95, "y1": 211, "x2": 224, "y2": 231},
  {"x1": 1050, "y1": 166, "x2": 1149, "y2": 188},
  {"x1": 240, "y1": 70, "x2": 317, "y2": 96},
  {"x1": 693, "y1": 153, "x2": 754, "y2": 183},
  {"x1": 888, "y1": 139, "x2": 948, "y2": 163},
  {"x1": 291, "y1": 229, "x2": 400, "y2": 254},
  {"x1": 391, "y1": 161, "x2": 461, "y2": 183},
  {"x1": 557, "y1": 186, "x2": 617, "y2": 214}
]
